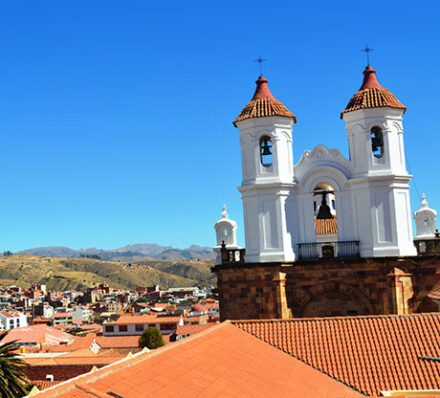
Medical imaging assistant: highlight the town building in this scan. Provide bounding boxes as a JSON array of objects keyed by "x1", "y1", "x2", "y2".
[
  {"x1": 214, "y1": 66, "x2": 440, "y2": 320},
  {"x1": 0, "y1": 310, "x2": 28, "y2": 329},
  {"x1": 102, "y1": 314, "x2": 183, "y2": 336}
]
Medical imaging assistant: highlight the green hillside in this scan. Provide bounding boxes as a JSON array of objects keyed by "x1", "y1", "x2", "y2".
[{"x1": 0, "y1": 255, "x2": 215, "y2": 291}]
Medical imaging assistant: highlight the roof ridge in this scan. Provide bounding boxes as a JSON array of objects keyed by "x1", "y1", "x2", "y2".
[{"x1": 230, "y1": 313, "x2": 440, "y2": 323}]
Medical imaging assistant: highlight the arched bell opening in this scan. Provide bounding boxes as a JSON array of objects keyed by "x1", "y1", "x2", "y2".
[
  {"x1": 370, "y1": 126, "x2": 384, "y2": 158},
  {"x1": 313, "y1": 183, "x2": 338, "y2": 252},
  {"x1": 259, "y1": 136, "x2": 273, "y2": 167}
]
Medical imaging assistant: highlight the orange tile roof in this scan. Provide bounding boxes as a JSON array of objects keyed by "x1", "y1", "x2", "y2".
[
  {"x1": 2, "y1": 325, "x2": 74, "y2": 345},
  {"x1": 32, "y1": 334, "x2": 97, "y2": 353},
  {"x1": 315, "y1": 215, "x2": 338, "y2": 235},
  {"x1": 79, "y1": 324, "x2": 102, "y2": 331},
  {"x1": 32, "y1": 380, "x2": 62, "y2": 391},
  {"x1": 95, "y1": 334, "x2": 171, "y2": 349},
  {"x1": 113, "y1": 314, "x2": 181, "y2": 325},
  {"x1": 341, "y1": 66, "x2": 406, "y2": 117},
  {"x1": 30, "y1": 322, "x2": 361, "y2": 398},
  {"x1": 234, "y1": 76, "x2": 297, "y2": 126},
  {"x1": 25, "y1": 348, "x2": 125, "y2": 367},
  {"x1": 232, "y1": 313, "x2": 440, "y2": 397},
  {"x1": 95, "y1": 335, "x2": 140, "y2": 349},
  {"x1": 175, "y1": 323, "x2": 215, "y2": 335}
]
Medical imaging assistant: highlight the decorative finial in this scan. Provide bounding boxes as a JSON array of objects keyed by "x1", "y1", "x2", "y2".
[
  {"x1": 421, "y1": 193, "x2": 428, "y2": 208},
  {"x1": 361, "y1": 44, "x2": 374, "y2": 66},
  {"x1": 254, "y1": 55, "x2": 266, "y2": 76},
  {"x1": 221, "y1": 204, "x2": 228, "y2": 219}
]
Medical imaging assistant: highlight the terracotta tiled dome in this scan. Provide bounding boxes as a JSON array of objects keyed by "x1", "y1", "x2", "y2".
[
  {"x1": 234, "y1": 76, "x2": 297, "y2": 126},
  {"x1": 341, "y1": 66, "x2": 406, "y2": 118},
  {"x1": 191, "y1": 304, "x2": 207, "y2": 312}
]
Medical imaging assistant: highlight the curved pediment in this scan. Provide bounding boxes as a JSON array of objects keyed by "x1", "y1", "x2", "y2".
[{"x1": 294, "y1": 145, "x2": 352, "y2": 191}]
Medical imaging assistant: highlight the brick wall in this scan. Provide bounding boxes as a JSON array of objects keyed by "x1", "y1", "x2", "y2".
[
  {"x1": 214, "y1": 256, "x2": 440, "y2": 320},
  {"x1": 25, "y1": 364, "x2": 102, "y2": 381}
]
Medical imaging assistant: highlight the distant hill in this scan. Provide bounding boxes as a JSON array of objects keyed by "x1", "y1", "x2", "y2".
[
  {"x1": 0, "y1": 255, "x2": 216, "y2": 291},
  {"x1": 19, "y1": 246, "x2": 79, "y2": 258},
  {"x1": 18, "y1": 243, "x2": 216, "y2": 262}
]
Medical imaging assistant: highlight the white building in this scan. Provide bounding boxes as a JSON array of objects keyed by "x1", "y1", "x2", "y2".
[
  {"x1": 0, "y1": 310, "x2": 28, "y2": 330},
  {"x1": 216, "y1": 66, "x2": 431, "y2": 263},
  {"x1": 72, "y1": 306, "x2": 91, "y2": 322},
  {"x1": 103, "y1": 314, "x2": 184, "y2": 336}
]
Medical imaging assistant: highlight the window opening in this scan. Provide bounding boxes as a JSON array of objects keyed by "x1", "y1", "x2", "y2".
[
  {"x1": 371, "y1": 126, "x2": 384, "y2": 158},
  {"x1": 260, "y1": 136, "x2": 273, "y2": 166}
]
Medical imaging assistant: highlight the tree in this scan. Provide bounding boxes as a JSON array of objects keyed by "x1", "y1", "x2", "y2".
[
  {"x1": 0, "y1": 331, "x2": 30, "y2": 397},
  {"x1": 138, "y1": 326, "x2": 165, "y2": 349},
  {"x1": 136, "y1": 297, "x2": 149, "y2": 304}
]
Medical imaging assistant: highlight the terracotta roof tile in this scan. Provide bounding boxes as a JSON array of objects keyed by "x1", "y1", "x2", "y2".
[
  {"x1": 95, "y1": 335, "x2": 140, "y2": 349},
  {"x1": 30, "y1": 322, "x2": 361, "y2": 398},
  {"x1": 176, "y1": 323, "x2": 215, "y2": 335},
  {"x1": 113, "y1": 314, "x2": 181, "y2": 325},
  {"x1": 32, "y1": 381, "x2": 62, "y2": 390},
  {"x1": 2, "y1": 324, "x2": 74, "y2": 345},
  {"x1": 315, "y1": 215, "x2": 338, "y2": 235},
  {"x1": 234, "y1": 76, "x2": 297, "y2": 126},
  {"x1": 341, "y1": 66, "x2": 406, "y2": 117},
  {"x1": 232, "y1": 313, "x2": 440, "y2": 397}
]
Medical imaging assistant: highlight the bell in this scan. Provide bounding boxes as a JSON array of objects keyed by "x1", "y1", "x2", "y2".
[
  {"x1": 261, "y1": 139, "x2": 272, "y2": 156},
  {"x1": 316, "y1": 192, "x2": 333, "y2": 220}
]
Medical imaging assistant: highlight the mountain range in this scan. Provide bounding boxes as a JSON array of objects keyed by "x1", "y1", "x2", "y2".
[{"x1": 18, "y1": 243, "x2": 216, "y2": 262}]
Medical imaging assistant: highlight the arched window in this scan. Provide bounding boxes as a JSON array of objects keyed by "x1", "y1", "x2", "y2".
[
  {"x1": 260, "y1": 136, "x2": 273, "y2": 166},
  {"x1": 370, "y1": 126, "x2": 384, "y2": 158}
]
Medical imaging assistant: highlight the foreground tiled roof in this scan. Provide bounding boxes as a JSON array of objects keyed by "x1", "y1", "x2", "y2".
[
  {"x1": 232, "y1": 313, "x2": 440, "y2": 397},
  {"x1": 341, "y1": 66, "x2": 406, "y2": 117},
  {"x1": 315, "y1": 215, "x2": 338, "y2": 235},
  {"x1": 234, "y1": 76, "x2": 297, "y2": 126},
  {"x1": 29, "y1": 322, "x2": 361, "y2": 398}
]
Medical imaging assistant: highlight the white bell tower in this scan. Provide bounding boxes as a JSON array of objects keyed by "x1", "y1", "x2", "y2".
[
  {"x1": 213, "y1": 205, "x2": 241, "y2": 265},
  {"x1": 234, "y1": 76, "x2": 296, "y2": 263},
  {"x1": 414, "y1": 194, "x2": 437, "y2": 238},
  {"x1": 341, "y1": 66, "x2": 417, "y2": 257}
]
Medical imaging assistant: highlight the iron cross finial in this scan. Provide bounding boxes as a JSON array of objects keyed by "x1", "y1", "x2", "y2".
[
  {"x1": 254, "y1": 55, "x2": 267, "y2": 76},
  {"x1": 361, "y1": 44, "x2": 374, "y2": 66}
]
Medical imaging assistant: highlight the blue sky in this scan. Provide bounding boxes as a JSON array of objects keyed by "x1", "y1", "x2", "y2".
[{"x1": 0, "y1": 1, "x2": 439, "y2": 251}]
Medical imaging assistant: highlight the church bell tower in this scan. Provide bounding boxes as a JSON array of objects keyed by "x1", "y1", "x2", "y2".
[
  {"x1": 341, "y1": 66, "x2": 417, "y2": 257},
  {"x1": 234, "y1": 76, "x2": 297, "y2": 262}
]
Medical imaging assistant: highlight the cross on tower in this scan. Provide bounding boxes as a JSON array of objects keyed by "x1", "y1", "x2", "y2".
[
  {"x1": 254, "y1": 56, "x2": 267, "y2": 76},
  {"x1": 361, "y1": 44, "x2": 374, "y2": 66}
]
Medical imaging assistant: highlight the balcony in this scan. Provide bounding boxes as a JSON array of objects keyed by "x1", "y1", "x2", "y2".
[
  {"x1": 297, "y1": 241, "x2": 360, "y2": 260},
  {"x1": 220, "y1": 242, "x2": 246, "y2": 265}
]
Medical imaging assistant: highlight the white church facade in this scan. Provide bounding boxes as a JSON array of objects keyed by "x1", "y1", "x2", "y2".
[{"x1": 215, "y1": 66, "x2": 437, "y2": 264}]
